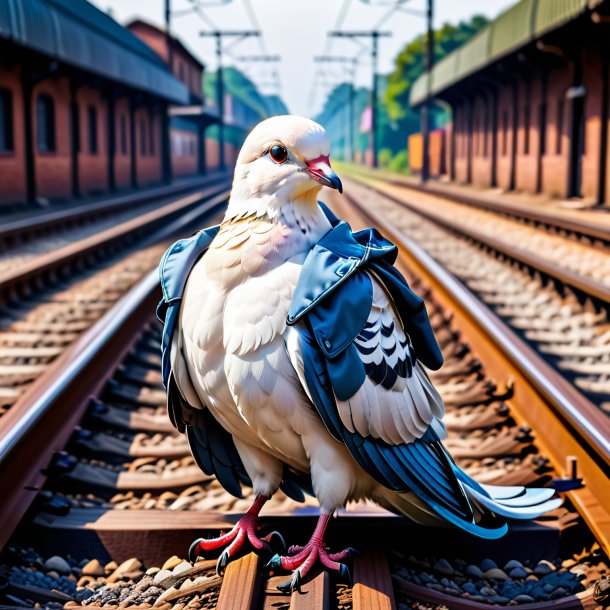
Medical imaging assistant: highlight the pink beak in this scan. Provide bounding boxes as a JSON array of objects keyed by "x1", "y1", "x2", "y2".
[{"x1": 305, "y1": 155, "x2": 343, "y2": 193}]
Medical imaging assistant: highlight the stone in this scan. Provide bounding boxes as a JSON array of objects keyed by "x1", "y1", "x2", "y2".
[
  {"x1": 503, "y1": 559, "x2": 523, "y2": 571},
  {"x1": 172, "y1": 561, "x2": 192, "y2": 576},
  {"x1": 513, "y1": 595, "x2": 535, "y2": 603},
  {"x1": 153, "y1": 570, "x2": 174, "y2": 586},
  {"x1": 82, "y1": 560, "x2": 106, "y2": 577},
  {"x1": 44, "y1": 556, "x2": 71, "y2": 574},
  {"x1": 484, "y1": 568, "x2": 509, "y2": 581},
  {"x1": 105, "y1": 561, "x2": 118, "y2": 572},
  {"x1": 549, "y1": 587, "x2": 569, "y2": 599},
  {"x1": 465, "y1": 565, "x2": 484, "y2": 579},
  {"x1": 147, "y1": 567, "x2": 161, "y2": 576},
  {"x1": 509, "y1": 567, "x2": 528, "y2": 579},
  {"x1": 115, "y1": 558, "x2": 143, "y2": 575},
  {"x1": 534, "y1": 560, "x2": 556, "y2": 576},
  {"x1": 433, "y1": 558, "x2": 454, "y2": 576},
  {"x1": 480, "y1": 559, "x2": 497, "y2": 572},
  {"x1": 78, "y1": 576, "x2": 96, "y2": 588},
  {"x1": 162, "y1": 556, "x2": 183, "y2": 571}
]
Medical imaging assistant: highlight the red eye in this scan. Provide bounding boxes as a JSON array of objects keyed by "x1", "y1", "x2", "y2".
[{"x1": 269, "y1": 144, "x2": 288, "y2": 163}]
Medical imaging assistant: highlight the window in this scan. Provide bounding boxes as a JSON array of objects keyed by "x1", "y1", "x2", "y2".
[
  {"x1": 189, "y1": 139, "x2": 195, "y2": 156},
  {"x1": 0, "y1": 88, "x2": 14, "y2": 152},
  {"x1": 119, "y1": 115, "x2": 127, "y2": 155},
  {"x1": 502, "y1": 110, "x2": 509, "y2": 156},
  {"x1": 523, "y1": 105, "x2": 530, "y2": 155},
  {"x1": 88, "y1": 106, "x2": 98, "y2": 154},
  {"x1": 149, "y1": 116, "x2": 155, "y2": 156},
  {"x1": 37, "y1": 93, "x2": 55, "y2": 152},
  {"x1": 556, "y1": 99, "x2": 564, "y2": 155},
  {"x1": 140, "y1": 118, "x2": 146, "y2": 156}
]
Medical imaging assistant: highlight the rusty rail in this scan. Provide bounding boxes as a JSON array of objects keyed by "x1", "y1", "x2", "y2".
[
  {"x1": 348, "y1": 165, "x2": 610, "y2": 244},
  {"x1": 340, "y1": 188, "x2": 610, "y2": 562},
  {"x1": 0, "y1": 172, "x2": 230, "y2": 244},
  {"x1": 0, "y1": 180, "x2": 230, "y2": 302}
]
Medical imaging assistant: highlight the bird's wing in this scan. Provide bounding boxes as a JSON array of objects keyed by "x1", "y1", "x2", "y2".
[
  {"x1": 334, "y1": 275, "x2": 447, "y2": 446},
  {"x1": 285, "y1": 270, "x2": 483, "y2": 533}
]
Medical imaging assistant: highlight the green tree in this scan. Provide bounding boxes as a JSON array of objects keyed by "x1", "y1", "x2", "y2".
[{"x1": 385, "y1": 15, "x2": 489, "y2": 146}]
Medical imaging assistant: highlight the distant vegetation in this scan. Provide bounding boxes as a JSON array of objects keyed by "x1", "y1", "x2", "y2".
[
  {"x1": 315, "y1": 14, "x2": 489, "y2": 171},
  {"x1": 204, "y1": 67, "x2": 289, "y2": 145}
]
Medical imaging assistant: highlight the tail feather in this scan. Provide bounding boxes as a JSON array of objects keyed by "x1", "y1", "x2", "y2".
[{"x1": 468, "y1": 485, "x2": 562, "y2": 520}]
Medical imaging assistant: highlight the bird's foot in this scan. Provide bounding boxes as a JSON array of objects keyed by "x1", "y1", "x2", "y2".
[
  {"x1": 267, "y1": 542, "x2": 357, "y2": 593},
  {"x1": 189, "y1": 511, "x2": 285, "y2": 576}
]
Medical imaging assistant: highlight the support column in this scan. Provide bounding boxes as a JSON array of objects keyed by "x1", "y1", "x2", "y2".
[
  {"x1": 107, "y1": 86, "x2": 116, "y2": 192},
  {"x1": 567, "y1": 53, "x2": 584, "y2": 198},
  {"x1": 466, "y1": 98, "x2": 473, "y2": 184},
  {"x1": 22, "y1": 67, "x2": 36, "y2": 204},
  {"x1": 536, "y1": 71, "x2": 548, "y2": 194},
  {"x1": 490, "y1": 89, "x2": 498, "y2": 188},
  {"x1": 161, "y1": 104, "x2": 172, "y2": 184},
  {"x1": 69, "y1": 79, "x2": 80, "y2": 198},
  {"x1": 598, "y1": 48, "x2": 608, "y2": 204},
  {"x1": 197, "y1": 124, "x2": 206, "y2": 174},
  {"x1": 509, "y1": 80, "x2": 519, "y2": 191},
  {"x1": 449, "y1": 102, "x2": 457, "y2": 181},
  {"x1": 129, "y1": 97, "x2": 138, "y2": 189}
]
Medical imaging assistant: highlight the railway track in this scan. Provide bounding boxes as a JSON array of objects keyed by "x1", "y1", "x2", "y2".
[
  {"x1": 0, "y1": 187, "x2": 608, "y2": 609},
  {"x1": 0, "y1": 177, "x2": 231, "y2": 419},
  {"x1": 340, "y1": 171, "x2": 610, "y2": 408}
]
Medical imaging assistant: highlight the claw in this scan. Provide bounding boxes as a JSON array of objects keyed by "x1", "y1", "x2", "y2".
[
  {"x1": 277, "y1": 569, "x2": 302, "y2": 593},
  {"x1": 189, "y1": 538, "x2": 203, "y2": 563},
  {"x1": 216, "y1": 550, "x2": 230, "y2": 576}
]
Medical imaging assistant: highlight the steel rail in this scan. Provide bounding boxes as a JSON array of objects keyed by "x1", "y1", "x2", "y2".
[
  {"x1": 0, "y1": 180, "x2": 231, "y2": 301},
  {"x1": 342, "y1": 189, "x2": 610, "y2": 559},
  {"x1": 0, "y1": 191, "x2": 605, "y2": 610},
  {"x1": 348, "y1": 176, "x2": 610, "y2": 306},
  {"x1": 348, "y1": 166, "x2": 610, "y2": 244},
  {"x1": 0, "y1": 172, "x2": 230, "y2": 244},
  {"x1": 0, "y1": 190, "x2": 228, "y2": 550},
  {"x1": 342, "y1": 179, "x2": 610, "y2": 468}
]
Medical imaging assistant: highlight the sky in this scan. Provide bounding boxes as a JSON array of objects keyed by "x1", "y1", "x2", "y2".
[{"x1": 90, "y1": 0, "x2": 515, "y2": 116}]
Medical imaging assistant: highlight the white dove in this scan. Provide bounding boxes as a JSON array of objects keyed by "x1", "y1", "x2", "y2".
[{"x1": 157, "y1": 115, "x2": 561, "y2": 592}]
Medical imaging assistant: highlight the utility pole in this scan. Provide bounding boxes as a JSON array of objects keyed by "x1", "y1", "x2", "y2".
[
  {"x1": 329, "y1": 31, "x2": 390, "y2": 168},
  {"x1": 421, "y1": 0, "x2": 434, "y2": 182},
  {"x1": 200, "y1": 30, "x2": 260, "y2": 170},
  {"x1": 165, "y1": 0, "x2": 173, "y2": 71},
  {"x1": 314, "y1": 56, "x2": 358, "y2": 162}
]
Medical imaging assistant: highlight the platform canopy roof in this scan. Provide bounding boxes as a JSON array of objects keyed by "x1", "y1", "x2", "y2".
[
  {"x1": 0, "y1": 0, "x2": 189, "y2": 104},
  {"x1": 410, "y1": 0, "x2": 604, "y2": 107}
]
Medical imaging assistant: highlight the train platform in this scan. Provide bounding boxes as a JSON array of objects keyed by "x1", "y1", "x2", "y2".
[
  {"x1": 344, "y1": 164, "x2": 610, "y2": 242},
  {"x1": 0, "y1": 172, "x2": 231, "y2": 226}
]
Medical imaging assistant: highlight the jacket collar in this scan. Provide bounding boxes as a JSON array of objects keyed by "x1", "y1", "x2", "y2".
[
  {"x1": 159, "y1": 225, "x2": 220, "y2": 303},
  {"x1": 287, "y1": 221, "x2": 396, "y2": 324}
]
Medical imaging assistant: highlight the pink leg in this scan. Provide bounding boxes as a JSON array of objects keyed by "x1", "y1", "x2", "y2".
[
  {"x1": 266, "y1": 514, "x2": 356, "y2": 592},
  {"x1": 189, "y1": 495, "x2": 285, "y2": 575}
]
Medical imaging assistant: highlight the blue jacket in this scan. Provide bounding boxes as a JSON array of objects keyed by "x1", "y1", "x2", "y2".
[
  {"x1": 157, "y1": 203, "x2": 443, "y2": 391},
  {"x1": 156, "y1": 204, "x2": 513, "y2": 539}
]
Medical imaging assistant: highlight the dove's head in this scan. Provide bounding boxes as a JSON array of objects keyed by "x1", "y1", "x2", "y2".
[{"x1": 227, "y1": 115, "x2": 342, "y2": 218}]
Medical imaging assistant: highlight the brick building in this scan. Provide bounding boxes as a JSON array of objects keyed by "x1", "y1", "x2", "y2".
[
  {"x1": 411, "y1": 0, "x2": 610, "y2": 204},
  {"x1": 128, "y1": 20, "x2": 218, "y2": 179},
  {"x1": 0, "y1": 0, "x2": 190, "y2": 206}
]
